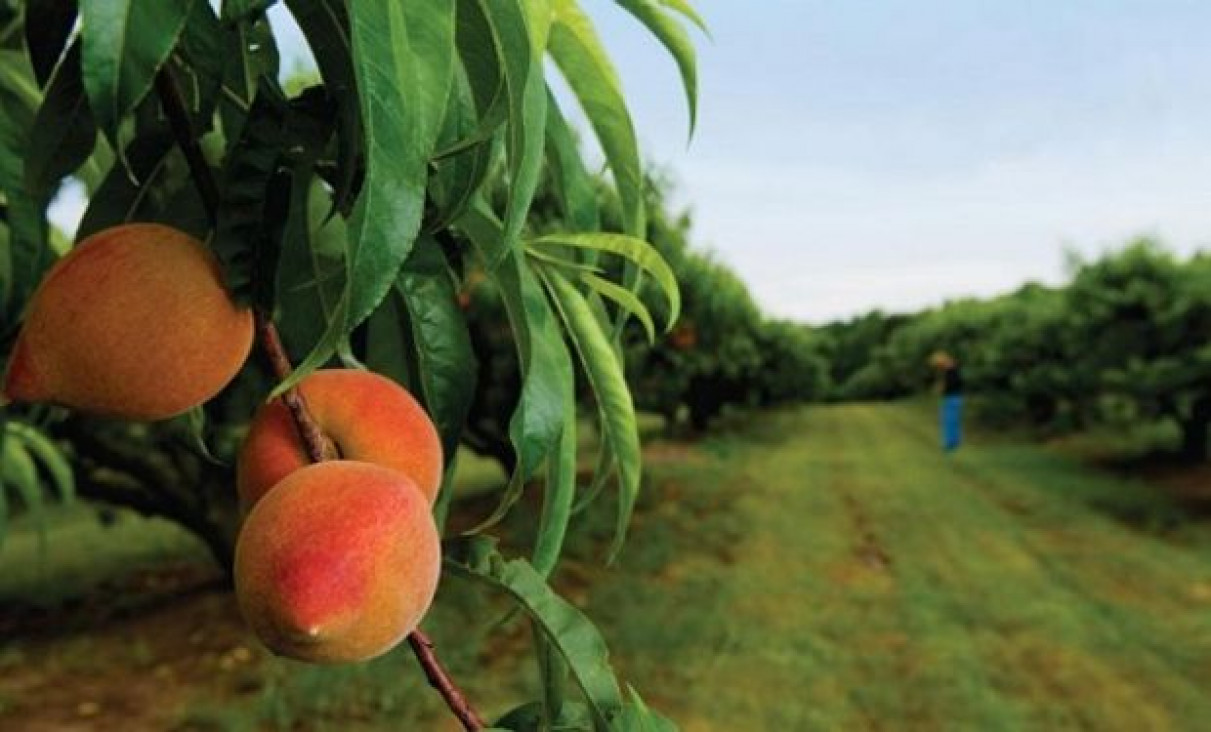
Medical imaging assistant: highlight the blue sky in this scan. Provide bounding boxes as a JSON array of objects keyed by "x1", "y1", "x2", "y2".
[
  {"x1": 53, "y1": 1, "x2": 1211, "y2": 323},
  {"x1": 578, "y1": 0, "x2": 1211, "y2": 322}
]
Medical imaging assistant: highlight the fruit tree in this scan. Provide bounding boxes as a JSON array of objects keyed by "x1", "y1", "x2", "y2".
[{"x1": 0, "y1": 0, "x2": 703, "y2": 728}]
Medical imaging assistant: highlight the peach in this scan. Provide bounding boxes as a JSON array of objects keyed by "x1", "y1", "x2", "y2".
[
  {"x1": 237, "y1": 369, "x2": 443, "y2": 508},
  {"x1": 2, "y1": 223, "x2": 253, "y2": 419},
  {"x1": 234, "y1": 460, "x2": 441, "y2": 663}
]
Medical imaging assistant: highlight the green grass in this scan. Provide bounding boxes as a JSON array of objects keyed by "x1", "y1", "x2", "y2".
[
  {"x1": 0, "y1": 504, "x2": 209, "y2": 606},
  {"x1": 5, "y1": 405, "x2": 1211, "y2": 730},
  {"x1": 560, "y1": 402, "x2": 1211, "y2": 731}
]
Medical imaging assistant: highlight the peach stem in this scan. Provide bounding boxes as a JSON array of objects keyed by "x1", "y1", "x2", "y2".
[{"x1": 155, "y1": 68, "x2": 485, "y2": 732}]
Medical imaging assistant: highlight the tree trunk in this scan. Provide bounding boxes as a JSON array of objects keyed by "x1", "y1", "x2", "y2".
[{"x1": 1180, "y1": 395, "x2": 1211, "y2": 462}]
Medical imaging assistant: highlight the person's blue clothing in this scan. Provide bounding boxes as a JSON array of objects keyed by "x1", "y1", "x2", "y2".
[{"x1": 941, "y1": 395, "x2": 963, "y2": 451}]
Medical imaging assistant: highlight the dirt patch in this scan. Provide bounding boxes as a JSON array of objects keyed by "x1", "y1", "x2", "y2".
[
  {"x1": 840, "y1": 493, "x2": 893, "y2": 572},
  {"x1": 0, "y1": 563, "x2": 260, "y2": 732}
]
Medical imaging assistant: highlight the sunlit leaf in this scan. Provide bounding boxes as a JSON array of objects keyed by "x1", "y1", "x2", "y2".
[
  {"x1": 548, "y1": 0, "x2": 643, "y2": 236},
  {"x1": 614, "y1": 0, "x2": 698, "y2": 134},
  {"x1": 477, "y1": 0, "x2": 551, "y2": 264},
  {"x1": 532, "y1": 232, "x2": 680, "y2": 328},
  {"x1": 445, "y1": 537, "x2": 625, "y2": 731},
  {"x1": 278, "y1": 0, "x2": 456, "y2": 395},
  {"x1": 541, "y1": 268, "x2": 641, "y2": 560}
]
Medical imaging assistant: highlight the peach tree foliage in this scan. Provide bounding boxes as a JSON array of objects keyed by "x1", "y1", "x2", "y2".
[{"x1": 0, "y1": 0, "x2": 703, "y2": 728}]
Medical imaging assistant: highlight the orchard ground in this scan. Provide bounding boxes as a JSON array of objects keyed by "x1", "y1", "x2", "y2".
[{"x1": 3, "y1": 404, "x2": 1211, "y2": 730}]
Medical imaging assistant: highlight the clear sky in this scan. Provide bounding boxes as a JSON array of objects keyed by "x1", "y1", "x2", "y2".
[
  {"x1": 50, "y1": 1, "x2": 1211, "y2": 324},
  {"x1": 578, "y1": 0, "x2": 1211, "y2": 323}
]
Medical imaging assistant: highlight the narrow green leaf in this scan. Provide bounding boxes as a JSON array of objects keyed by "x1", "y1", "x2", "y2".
[
  {"x1": 445, "y1": 537, "x2": 625, "y2": 731},
  {"x1": 614, "y1": 0, "x2": 698, "y2": 134},
  {"x1": 649, "y1": 0, "x2": 707, "y2": 34},
  {"x1": 274, "y1": 169, "x2": 346, "y2": 359},
  {"x1": 395, "y1": 238, "x2": 478, "y2": 465},
  {"x1": 458, "y1": 204, "x2": 572, "y2": 528},
  {"x1": 533, "y1": 373, "x2": 576, "y2": 576},
  {"x1": 578, "y1": 271, "x2": 656, "y2": 343},
  {"x1": 477, "y1": 0, "x2": 551, "y2": 263},
  {"x1": 0, "y1": 50, "x2": 52, "y2": 311},
  {"x1": 222, "y1": 0, "x2": 278, "y2": 22},
  {"x1": 280, "y1": 0, "x2": 456, "y2": 395},
  {"x1": 548, "y1": 0, "x2": 644, "y2": 236},
  {"x1": 79, "y1": 0, "x2": 194, "y2": 146},
  {"x1": 212, "y1": 80, "x2": 289, "y2": 306},
  {"x1": 24, "y1": 0, "x2": 79, "y2": 88},
  {"x1": 284, "y1": 0, "x2": 360, "y2": 214},
  {"x1": 619, "y1": 687, "x2": 678, "y2": 731},
  {"x1": 535, "y1": 621, "x2": 569, "y2": 726},
  {"x1": 176, "y1": 0, "x2": 229, "y2": 125},
  {"x1": 524, "y1": 246, "x2": 603, "y2": 275},
  {"x1": 8, "y1": 423, "x2": 75, "y2": 502},
  {"x1": 1, "y1": 435, "x2": 46, "y2": 554},
  {"x1": 75, "y1": 133, "x2": 173, "y2": 239},
  {"x1": 542, "y1": 268, "x2": 641, "y2": 561},
  {"x1": 544, "y1": 90, "x2": 600, "y2": 232},
  {"x1": 532, "y1": 232, "x2": 680, "y2": 328},
  {"x1": 26, "y1": 39, "x2": 97, "y2": 195},
  {"x1": 428, "y1": 67, "x2": 499, "y2": 229}
]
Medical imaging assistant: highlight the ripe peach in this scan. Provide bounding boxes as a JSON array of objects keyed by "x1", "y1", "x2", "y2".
[
  {"x1": 237, "y1": 369, "x2": 443, "y2": 508},
  {"x1": 234, "y1": 460, "x2": 441, "y2": 663},
  {"x1": 2, "y1": 223, "x2": 253, "y2": 419}
]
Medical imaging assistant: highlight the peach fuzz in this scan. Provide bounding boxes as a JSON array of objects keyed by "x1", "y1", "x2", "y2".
[
  {"x1": 233, "y1": 460, "x2": 441, "y2": 663},
  {"x1": 237, "y1": 369, "x2": 443, "y2": 508},
  {"x1": 2, "y1": 223, "x2": 253, "y2": 420}
]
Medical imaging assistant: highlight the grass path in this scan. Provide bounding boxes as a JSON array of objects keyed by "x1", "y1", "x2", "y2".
[{"x1": 582, "y1": 403, "x2": 1211, "y2": 731}]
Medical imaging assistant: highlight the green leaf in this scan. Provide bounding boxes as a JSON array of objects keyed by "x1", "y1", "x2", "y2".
[
  {"x1": 548, "y1": 0, "x2": 644, "y2": 236},
  {"x1": 533, "y1": 367, "x2": 576, "y2": 576},
  {"x1": 175, "y1": 0, "x2": 229, "y2": 125},
  {"x1": 458, "y1": 204, "x2": 572, "y2": 527},
  {"x1": 542, "y1": 268, "x2": 642, "y2": 561},
  {"x1": 222, "y1": 0, "x2": 278, "y2": 22},
  {"x1": 218, "y1": 14, "x2": 278, "y2": 139},
  {"x1": 26, "y1": 39, "x2": 98, "y2": 195},
  {"x1": 284, "y1": 0, "x2": 360, "y2": 214},
  {"x1": 212, "y1": 80, "x2": 289, "y2": 306},
  {"x1": 445, "y1": 537, "x2": 625, "y2": 731},
  {"x1": 0, "y1": 50, "x2": 52, "y2": 311},
  {"x1": 279, "y1": 0, "x2": 456, "y2": 395},
  {"x1": 428, "y1": 67, "x2": 499, "y2": 229},
  {"x1": 8, "y1": 422, "x2": 75, "y2": 502},
  {"x1": 1, "y1": 434, "x2": 46, "y2": 553},
  {"x1": 274, "y1": 168, "x2": 346, "y2": 358},
  {"x1": 647, "y1": 0, "x2": 707, "y2": 34},
  {"x1": 532, "y1": 232, "x2": 680, "y2": 328},
  {"x1": 75, "y1": 133, "x2": 173, "y2": 239},
  {"x1": 24, "y1": 0, "x2": 79, "y2": 88},
  {"x1": 79, "y1": 0, "x2": 194, "y2": 146},
  {"x1": 395, "y1": 238, "x2": 478, "y2": 466},
  {"x1": 477, "y1": 0, "x2": 551, "y2": 264},
  {"x1": 578, "y1": 271, "x2": 656, "y2": 343},
  {"x1": 535, "y1": 621, "x2": 570, "y2": 726},
  {"x1": 544, "y1": 90, "x2": 600, "y2": 232},
  {"x1": 622, "y1": 688, "x2": 678, "y2": 731},
  {"x1": 614, "y1": 0, "x2": 698, "y2": 134}
]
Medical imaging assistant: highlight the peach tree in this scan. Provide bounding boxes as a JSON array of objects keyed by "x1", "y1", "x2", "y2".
[{"x1": 0, "y1": 0, "x2": 703, "y2": 728}]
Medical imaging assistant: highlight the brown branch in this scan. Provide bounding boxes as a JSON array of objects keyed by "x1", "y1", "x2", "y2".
[
  {"x1": 154, "y1": 69, "x2": 484, "y2": 731},
  {"x1": 409, "y1": 631, "x2": 487, "y2": 730},
  {"x1": 254, "y1": 313, "x2": 339, "y2": 462}
]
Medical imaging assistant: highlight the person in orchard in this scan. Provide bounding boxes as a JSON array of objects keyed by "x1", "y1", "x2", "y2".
[{"x1": 930, "y1": 351, "x2": 964, "y2": 452}]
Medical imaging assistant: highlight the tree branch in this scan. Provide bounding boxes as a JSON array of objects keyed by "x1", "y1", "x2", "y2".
[
  {"x1": 154, "y1": 69, "x2": 484, "y2": 731},
  {"x1": 409, "y1": 631, "x2": 488, "y2": 730}
]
